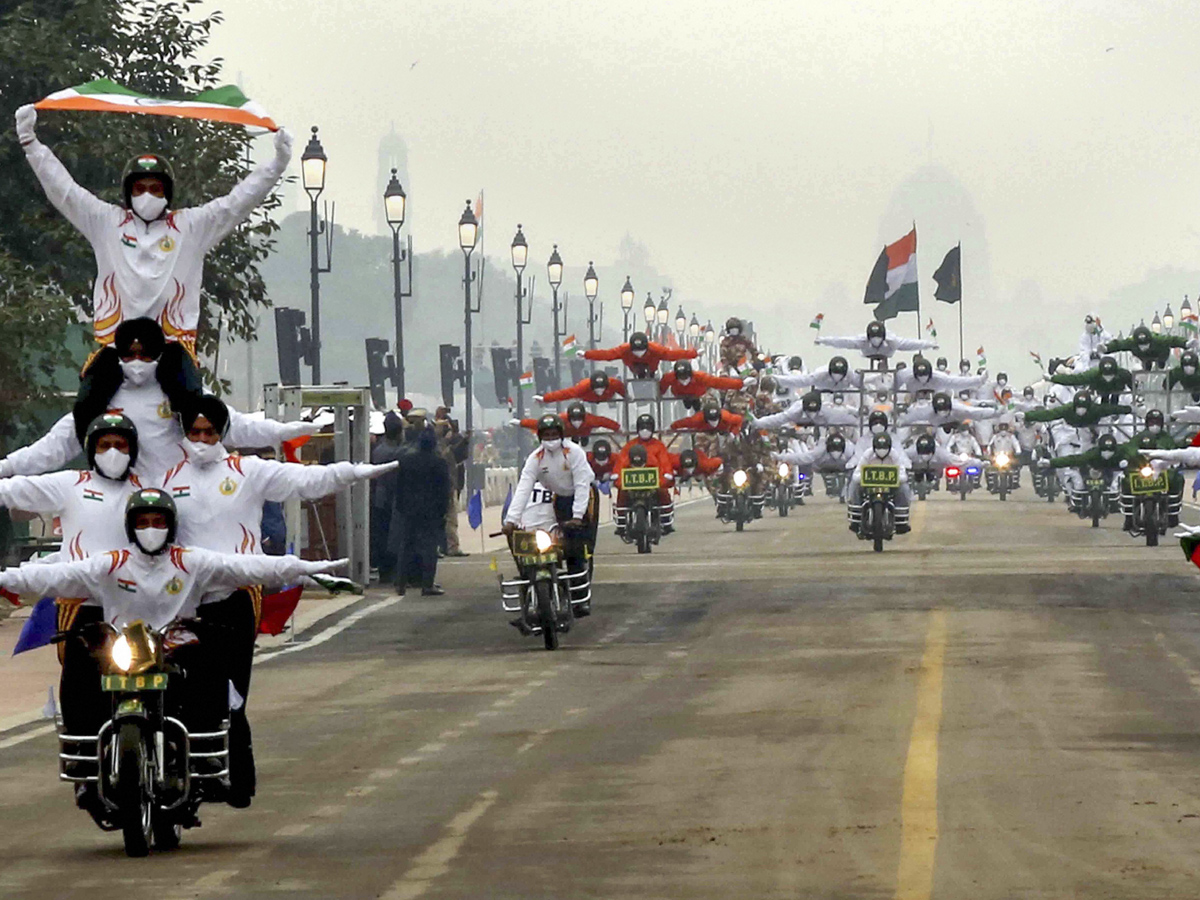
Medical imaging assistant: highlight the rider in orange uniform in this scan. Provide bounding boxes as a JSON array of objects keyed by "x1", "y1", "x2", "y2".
[
  {"x1": 659, "y1": 360, "x2": 748, "y2": 403},
  {"x1": 673, "y1": 447, "x2": 724, "y2": 482},
  {"x1": 671, "y1": 403, "x2": 744, "y2": 434},
  {"x1": 582, "y1": 331, "x2": 697, "y2": 379},
  {"x1": 612, "y1": 413, "x2": 676, "y2": 532},
  {"x1": 517, "y1": 401, "x2": 620, "y2": 440},
  {"x1": 537, "y1": 371, "x2": 626, "y2": 405}
]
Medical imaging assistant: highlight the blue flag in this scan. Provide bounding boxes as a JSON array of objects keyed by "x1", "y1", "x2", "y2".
[
  {"x1": 467, "y1": 489, "x2": 483, "y2": 530},
  {"x1": 500, "y1": 483, "x2": 514, "y2": 522},
  {"x1": 597, "y1": 478, "x2": 611, "y2": 496},
  {"x1": 13, "y1": 597, "x2": 57, "y2": 656}
]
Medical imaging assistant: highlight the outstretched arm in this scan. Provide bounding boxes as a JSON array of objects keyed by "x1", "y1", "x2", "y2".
[
  {"x1": 1146, "y1": 447, "x2": 1200, "y2": 467},
  {"x1": 17, "y1": 106, "x2": 113, "y2": 240},
  {"x1": 0, "y1": 471, "x2": 72, "y2": 514},
  {"x1": 587, "y1": 415, "x2": 622, "y2": 432},
  {"x1": 0, "y1": 553, "x2": 106, "y2": 600},
  {"x1": 227, "y1": 408, "x2": 319, "y2": 447},
  {"x1": 1023, "y1": 406, "x2": 1062, "y2": 423},
  {"x1": 249, "y1": 456, "x2": 398, "y2": 502},
  {"x1": 658, "y1": 346, "x2": 699, "y2": 361},
  {"x1": 773, "y1": 372, "x2": 815, "y2": 390},
  {"x1": 581, "y1": 346, "x2": 625, "y2": 361},
  {"x1": 190, "y1": 129, "x2": 294, "y2": 250},
  {"x1": 891, "y1": 337, "x2": 938, "y2": 352},
  {"x1": 190, "y1": 547, "x2": 347, "y2": 592},
  {"x1": 1050, "y1": 370, "x2": 1096, "y2": 386},
  {"x1": 814, "y1": 336, "x2": 863, "y2": 349},
  {"x1": 0, "y1": 414, "x2": 80, "y2": 478}
]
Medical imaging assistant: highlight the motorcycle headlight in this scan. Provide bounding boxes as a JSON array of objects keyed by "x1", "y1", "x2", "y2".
[
  {"x1": 733, "y1": 469, "x2": 748, "y2": 487},
  {"x1": 994, "y1": 452, "x2": 1010, "y2": 468},
  {"x1": 777, "y1": 463, "x2": 789, "y2": 478},
  {"x1": 111, "y1": 635, "x2": 133, "y2": 673},
  {"x1": 534, "y1": 529, "x2": 555, "y2": 553},
  {"x1": 1141, "y1": 465, "x2": 1154, "y2": 478}
]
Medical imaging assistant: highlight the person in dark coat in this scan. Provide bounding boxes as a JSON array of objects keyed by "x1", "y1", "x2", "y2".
[
  {"x1": 390, "y1": 425, "x2": 451, "y2": 596},
  {"x1": 370, "y1": 412, "x2": 405, "y2": 580}
]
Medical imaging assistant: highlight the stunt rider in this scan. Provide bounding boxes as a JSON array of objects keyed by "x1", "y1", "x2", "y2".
[
  {"x1": 612, "y1": 414, "x2": 676, "y2": 533},
  {"x1": 815, "y1": 319, "x2": 937, "y2": 367},
  {"x1": 772, "y1": 356, "x2": 867, "y2": 393},
  {"x1": 1050, "y1": 355, "x2": 1133, "y2": 405},
  {"x1": 536, "y1": 371, "x2": 626, "y2": 405},
  {"x1": 582, "y1": 331, "x2": 697, "y2": 379},
  {"x1": 515, "y1": 401, "x2": 621, "y2": 441},
  {"x1": 164, "y1": 396, "x2": 397, "y2": 807},
  {"x1": 658, "y1": 360, "x2": 749, "y2": 408},
  {"x1": 848, "y1": 433, "x2": 912, "y2": 534},
  {"x1": 502, "y1": 415, "x2": 598, "y2": 620},
  {"x1": 1167, "y1": 351, "x2": 1200, "y2": 403},
  {"x1": 892, "y1": 356, "x2": 986, "y2": 398},
  {"x1": 16, "y1": 104, "x2": 292, "y2": 351},
  {"x1": 671, "y1": 402, "x2": 744, "y2": 434},
  {"x1": 1049, "y1": 433, "x2": 1131, "y2": 517},
  {"x1": 1104, "y1": 324, "x2": 1189, "y2": 371},
  {"x1": 1076, "y1": 314, "x2": 1113, "y2": 368},
  {"x1": 752, "y1": 390, "x2": 858, "y2": 432}
]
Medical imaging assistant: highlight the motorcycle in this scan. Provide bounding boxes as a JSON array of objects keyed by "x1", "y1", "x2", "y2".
[
  {"x1": 1125, "y1": 463, "x2": 1169, "y2": 547},
  {"x1": 616, "y1": 465, "x2": 665, "y2": 553},
  {"x1": 770, "y1": 462, "x2": 799, "y2": 516},
  {"x1": 717, "y1": 468, "x2": 754, "y2": 531},
  {"x1": 856, "y1": 463, "x2": 907, "y2": 552},
  {"x1": 499, "y1": 526, "x2": 589, "y2": 649},
  {"x1": 1031, "y1": 451, "x2": 1060, "y2": 502},
  {"x1": 986, "y1": 451, "x2": 1018, "y2": 501},
  {"x1": 821, "y1": 470, "x2": 848, "y2": 503},
  {"x1": 910, "y1": 465, "x2": 939, "y2": 501},
  {"x1": 1078, "y1": 466, "x2": 1118, "y2": 528},
  {"x1": 57, "y1": 619, "x2": 230, "y2": 857},
  {"x1": 944, "y1": 463, "x2": 981, "y2": 501}
]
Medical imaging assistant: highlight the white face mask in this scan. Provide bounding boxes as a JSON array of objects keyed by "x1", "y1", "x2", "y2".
[
  {"x1": 94, "y1": 448, "x2": 131, "y2": 480},
  {"x1": 1102, "y1": 372, "x2": 1114, "y2": 381},
  {"x1": 869, "y1": 336, "x2": 884, "y2": 347},
  {"x1": 131, "y1": 193, "x2": 167, "y2": 222},
  {"x1": 997, "y1": 377, "x2": 1007, "y2": 386},
  {"x1": 1149, "y1": 424, "x2": 1162, "y2": 434},
  {"x1": 1100, "y1": 450, "x2": 1114, "y2": 460},
  {"x1": 186, "y1": 439, "x2": 226, "y2": 467},
  {"x1": 728, "y1": 328, "x2": 740, "y2": 337},
  {"x1": 638, "y1": 429, "x2": 653, "y2": 440},
  {"x1": 135, "y1": 527, "x2": 170, "y2": 554},
  {"x1": 1087, "y1": 323, "x2": 1099, "y2": 335},
  {"x1": 678, "y1": 376, "x2": 692, "y2": 386},
  {"x1": 120, "y1": 358, "x2": 158, "y2": 387},
  {"x1": 871, "y1": 423, "x2": 885, "y2": 434},
  {"x1": 874, "y1": 448, "x2": 890, "y2": 459},
  {"x1": 1186, "y1": 366, "x2": 1197, "y2": 375},
  {"x1": 540, "y1": 438, "x2": 563, "y2": 453},
  {"x1": 631, "y1": 348, "x2": 646, "y2": 358}
]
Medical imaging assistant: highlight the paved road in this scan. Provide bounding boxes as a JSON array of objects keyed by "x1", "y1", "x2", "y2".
[{"x1": 3, "y1": 484, "x2": 1200, "y2": 898}]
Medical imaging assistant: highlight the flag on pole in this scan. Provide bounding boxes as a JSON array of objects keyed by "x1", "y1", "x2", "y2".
[
  {"x1": 933, "y1": 245, "x2": 962, "y2": 304},
  {"x1": 258, "y1": 585, "x2": 304, "y2": 636},
  {"x1": 12, "y1": 598, "x2": 58, "y2": 655},
  {"x1": 467, "y1": 489, "x2": 483, "y2": 530},
  {"x1": 809, "y1": 313, "x2": 824, "y2": 331},
  {"x1": 518, "y1": 371, "x2": 534, "y2": 391},
  {"x1": 976, "y1": 346, "x2": 987, "y2": 367},
  {"x1": 926, "y1": 318, "x2": 937, "y2": 338},
  {"x1": 1030, "y1": 350, "x2": 1043, "y2": 367},
  {"x1": 35, "y1": 79, "x2": 278, "y2": 130},
  {"x1": 865, "y1": 227, "x2": 919, "y2": 321},
  {"x1": 1182, "y1": 313, "x2": 1199, "y2": 334},
  {"x1": 562, "y1": 334, "x2": 578, "y2": 358},
  {"x1": 500, "y1": 483, "x2": 514, "y2": 522}
]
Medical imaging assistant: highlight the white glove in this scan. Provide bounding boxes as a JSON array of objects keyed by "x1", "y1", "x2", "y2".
[
  {"x1": 273, "y1": 127, "x2": 294, "y2": 163},
  {"x1": 508, "y1": 418, "x2": 522, "y2": 426},
  {"x1": 533, "y1": 394, "x2": 544, "y2": 404},
  {"x1": 15, "y1": 104, "x2": 36, "y2": 145},
  {"x1": 357, "y1": 461, "x2": 398, "y2": 479},
  {"x1": 277, "y1": 421, "x2": 319, "y2": 441},
  {"x1": 742, "y1": 377, "x2": 757, "y2": 389},
  {"x1": 306, "y1": 557, "x2": 348, "y2": 575},
  {"x1": 756, "y1": 463, "x2": 764, "y2": 473},
  {"x1": 1118, "y1": 459, "x2": 1128, "y2": 469}
]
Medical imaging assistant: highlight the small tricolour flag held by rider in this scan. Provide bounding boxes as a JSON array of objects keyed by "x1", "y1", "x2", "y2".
[
  {"x1": 518, "y1": 371, "x2": 534, "y2": 391},
  {"x1": 34, "y1": 79, "x2": 278, "y2": 131},
  {"x1": 977, "y1": 346, "x2": 987, "y2": 367},
  {"x1": 926, "y1": 318, "x2": 937, "y2": 338},
  {"x1": 809, "y1": 313, "x2": 824, "y2": 331},
  {"x1": 1030, "y1": 350, "x2": 1042, "y2": 367},
  {"x1": 562, "y1": 335, "x2": 578, "y2": 358},
  {"x1": 1182, "y1": 312, "x2": 1199, "y2": 334}
]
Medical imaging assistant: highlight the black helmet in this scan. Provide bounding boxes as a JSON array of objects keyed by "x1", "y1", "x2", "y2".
[
  {"x1": 868, "y1": 410, "x2": 889, "y2": 432},
  {"x1": 1023, "y1": 385, "x2": 1035, "y2": 399},
  {"x1": 636, "y1": 412, "x2": 656, "y2": 434},
  {"x1": 913, "y1": 357, "x2": 933, "y2": 380},
  {"x1": 936, "y1": 356, "x2": 948, "y2": 370},
  {"x1": 124, "y1": 488, "x2": 177, "y2": 554},
  {"x1": 673, "y1": 359, "x2": 694, "y2": 380},
  {"x1": 591, "y1": 438, "x2": 611, "y2": 462},
  {"x1": 1098, "y1": 356, "x2": 1118, "y2": 378},
  {"x1": 589, "y1": 371, "x2": 608, "y2": 393},
  {"x1": 121, "y1": 153, "x2": 175, "y2": 209},
  {"x1": 536, "y1": 414, "x2": 565, "y2": 440},
  {"x1": 1133, "y1": 324, "x2": 1152, "y2": 346},
  {"x1": 1073, "y1": 390, "x2": 1093, "y2": 410},
  {"x1": 679, "y1": 449, "x2": 699, "y2": 470},
  {"x1": 829, "y1": 356, "x2": 849, "y2": 378},
  {"x1": 1097, "y1": 433, "x2": 1118, "y2": 453},
  {"x1": 566, "y1": 402, "x2": 586, "y2": 425},
  {"x1": 932, "y1": 392, "x2": 952, "y2": 414},
  {"x1": 959, "y1": 358, "x2": 972, "y2": 373},
  {"x1": 85, "y1": 413, "x2": 139, "y2": 477},
  {"x1": 1182, "y1": 351, "x2": 1200, "y2": 372},
  {"x1": 915, "y1": 433, "x2": 936, "y2": 456},
  {"x1": 801, "y1": 391, "x2": 822, "y2": 413},
  {"x1": 996, "y1": 371, "x2": 1008, "y2": 383},
  {"x1": 866, "y1": 320, "x2": 886, "y2": 341},
  {"x1": 629, "y1": 332, "x2": 650, "y2": 353},
  {"x1": 872, "y1": 432, "x2": 893, "y2": 455},
  {"x1": 725, "y1": 317, "x2": 743, "y2": 333},
  {"x1": 825, "y1": 433, "x2": 845, "y2": 455},
  {"x1": 787, "y1": 355, "x2": 803, "y2": 372},
  {"x1": 628, "y1": 443, "x2": 648, "y2": 467},
  {"x1": 1145, "y1": 409, "x2": 1165, "y2": 429},
  {"x1": 702, "y1": 404, "x2": 721, "y2": 425}
]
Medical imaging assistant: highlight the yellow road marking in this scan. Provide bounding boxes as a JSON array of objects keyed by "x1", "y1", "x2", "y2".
[
  {"x1": 895, "y1": 609, "x2": 947, "y2": 900},
  {"x1": 382, "y1": 790, "x2": 500, "y2": 900},
  {"x1": 908, "y1": 496, "x2": 928, "y2": 537}
]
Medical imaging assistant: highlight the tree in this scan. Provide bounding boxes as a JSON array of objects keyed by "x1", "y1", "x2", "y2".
[{"x1": 0, "y1": 0, "x2": 281, "y2": 391}]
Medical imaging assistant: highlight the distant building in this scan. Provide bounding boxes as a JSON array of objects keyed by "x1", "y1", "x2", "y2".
[{"x1": 374, "y1": 124, "x2": 411, "y2": 236}]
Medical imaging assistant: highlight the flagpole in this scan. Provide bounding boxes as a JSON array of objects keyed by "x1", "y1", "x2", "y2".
[{"x1": 958, "y1": 302, "x2": 964, "y2": 365}]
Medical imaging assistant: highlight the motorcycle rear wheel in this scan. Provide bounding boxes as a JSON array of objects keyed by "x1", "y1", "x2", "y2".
[{"x1": 116, "y1": 722, "x2": 152, "y2": 857}]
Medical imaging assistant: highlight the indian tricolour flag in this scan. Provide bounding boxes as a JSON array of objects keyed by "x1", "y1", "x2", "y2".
[
  {"x1": 35, "y1": 79, "x2": 278, "y2": 131},
  {"x1": 864, "y1": 227, "x2": 918, "y2": 321},
  {"x1": 1183, "y1": 313, "x2": 1199, "y2": 335},
  {"x1": 518, "y1": 371, "x2": 534, "y2": 391},
  {"x1": 809, "y1": 313, "x2": 824, "y2": 331},
  {"x1": 562, "y1": 335, "x2": 578, "y2": 358}
]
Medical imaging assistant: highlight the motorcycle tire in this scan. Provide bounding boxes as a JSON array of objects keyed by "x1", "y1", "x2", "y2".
[
  {"x1": 779, "y1": 500, "x2": 789, "y2": 517},
  {"x1": 1146, "y1": 504, "x2": 1159, "y2": 547},
  {"x1": 735, "y1": 517, "x2": 744, "y2": 532},
  {"x1": 633, "y1": 508, "x2": 651, "y2": 554},
  {"x1": 1091, "y1": 496, "x2": 1101, "y2": 528},
  {"x1": 1000, "y1": 484, "x2": 1007, "y2": 501},
  {"x1": 536, "y1": 581, "x2": 558, "y2": 651},
  {"x1": 959, "y1": 489, "x2": 966, "y2": 501},
  {"x1": 116, "y1": 722, "x2": 152, "y2": 857}
]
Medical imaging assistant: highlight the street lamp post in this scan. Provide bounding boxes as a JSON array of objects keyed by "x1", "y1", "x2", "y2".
[
  {"x1": 1152, "y1": 311, "x2": 1163, "y2": 334},
  {"x1": 704, "y1": 320, "x2": 716, "y2": 369},
  {"x1": 674, "y1": 306, "x2": 687, "y2": 346},
  {"x1": 511, "y1": 226, "x2": 531, "y2": 438},
  {"x1": 548, "y1": 245, "x2": 566, "y2": 391},
  {"x1": 656, "y1": 297, "x2": 669, "y2": 345},
  {"x1": 689, "y1": 314, "x2": 700, "y2": 351},
  {"x1": 584, "y1": 262, "x2": 599, "y2": 350},
  {"x1": 620, "y1": 276, "x2": 634, "y2": 342},
  {"x1": 301, "y1": 126, "x2": 332, "y2": 384},
  {"x1": 383, "y1": 168, "x2": 410, "y2": 397},
  {"x1": 459, "y1": 201, "x2": 480, "y2": 446},
  {"x1": 1164, "y1": 303, "x2": 1175, "y2": 333}
]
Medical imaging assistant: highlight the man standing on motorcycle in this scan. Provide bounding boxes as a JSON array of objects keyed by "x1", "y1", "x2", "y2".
[
  {"x1": 751, "y1": 390, "x2": 858, "y2": 432},
  {"x1": 1049, "y1": 433, "x2": 1133, "y2": 517},
  {"x1": 773, "y1": 356, "x2": 868, "y2": 393},
  {"x1": 503, "y1": 416, "x2": 598, "y2": 616},
  {"x1": 1104, "y1": 324, "x2": 1189, "y2": 371},
  {"x1": 986, "y1": 418, "x2": 1023, "y2": 492},
  {"x1": 892, "y1": 356, "x2": 986, "y2": 397},
  {"x1": 588, "y1": 438, "x2": 616, "y2": 483},
  {"x1": 897, "y1": 391, "x2": 1001, "y2": 433},
  {"x1": 1167, "y1": 351, "x2": 1200, "y2": 403},
  {"x1": 163, "y1": 395, "x2": 397, "y2": 807},
  {"x1": 674, "y1": 448, "x2": 724, "y2": 483}
]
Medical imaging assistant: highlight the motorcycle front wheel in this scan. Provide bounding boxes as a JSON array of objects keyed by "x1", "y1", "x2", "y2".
[
  {"x1": 535, "y1": 581, "x2": 558, "y2": 650},
  {"x1": 1145, "y1": 501, "x2": 1159, "y2": 547},
  {"x1": 116, "y1": 721, "x2": 153, "y2": 857}
]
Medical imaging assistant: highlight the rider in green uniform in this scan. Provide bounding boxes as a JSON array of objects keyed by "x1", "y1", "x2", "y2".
[
  {"x1": 1104, "y1": 324, "x2": 1189, "y2": 370},
  {"x1": 1049, "y1": 356, "x2": 1133, "y2": 404}
]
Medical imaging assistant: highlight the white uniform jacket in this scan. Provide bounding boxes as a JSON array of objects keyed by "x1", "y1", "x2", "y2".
[{"x1": 505, "y1": 440, "x2": 593, "y2": 528}]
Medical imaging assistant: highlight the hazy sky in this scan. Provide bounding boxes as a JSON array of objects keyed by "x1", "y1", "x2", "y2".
[{"x1": 210, "y1": 0, "x2": 1200, "y2": 373}]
